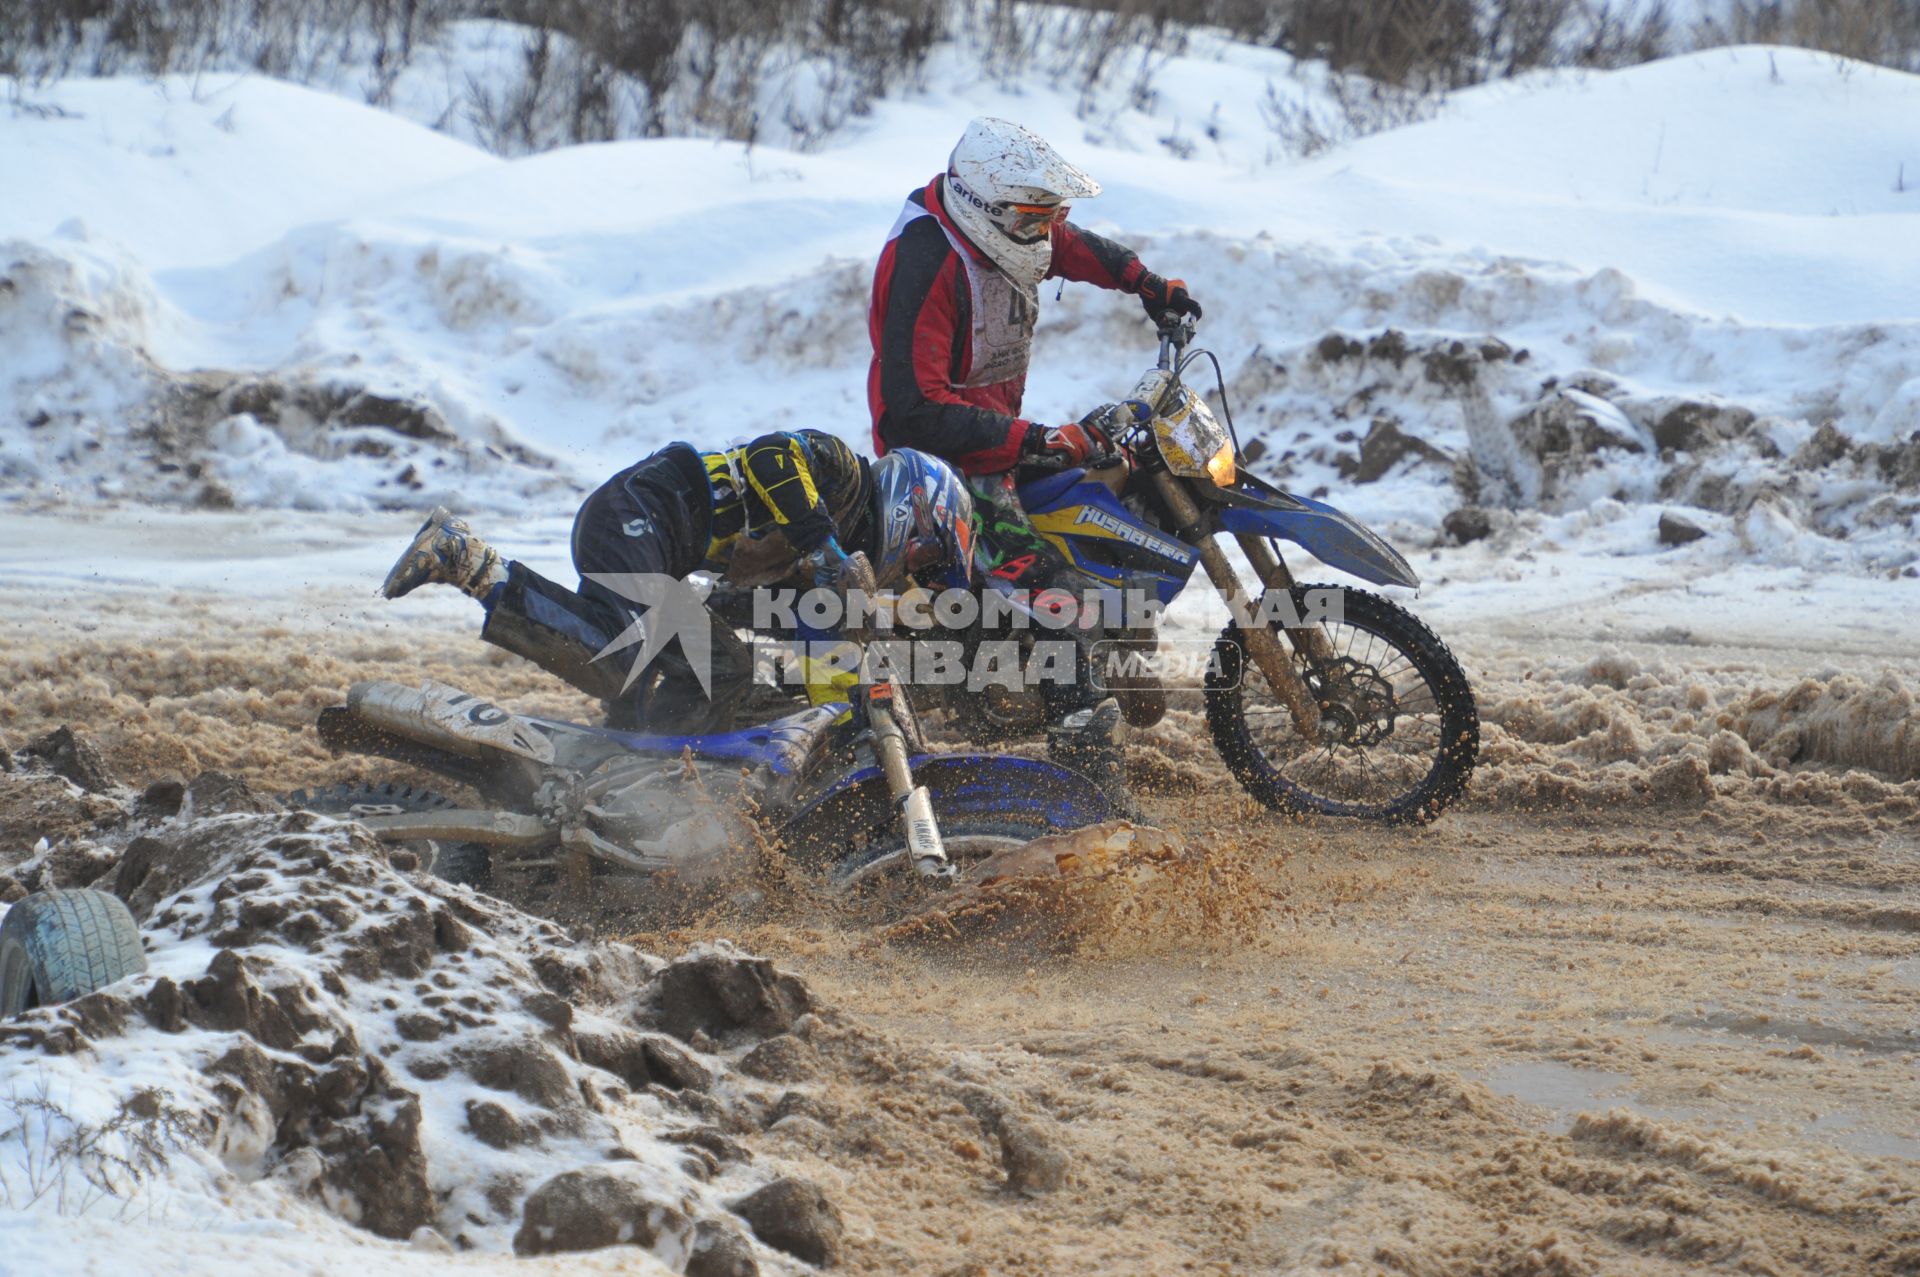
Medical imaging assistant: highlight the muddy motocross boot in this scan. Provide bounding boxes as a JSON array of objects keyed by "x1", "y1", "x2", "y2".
[
  {"x1": 381, "y1": 506, "x2": 508, "y2": 600},
  {"x1": 1046, "y1": 696, "x2": 1142, "y2": 822}
]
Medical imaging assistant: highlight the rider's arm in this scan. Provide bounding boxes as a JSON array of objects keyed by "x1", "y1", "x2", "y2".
[
  {"x1": 738, "y1": 432, "x2": 835, "y2": 552},
  {"x1": 874, "y1": 216, "x2": 1033, "y2": 474},
  {"x1": 1048, "y1": 222, "x2": 1153, "y2": 294}
]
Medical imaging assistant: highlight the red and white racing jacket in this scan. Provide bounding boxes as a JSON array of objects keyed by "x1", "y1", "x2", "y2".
[{"x1": 866, "y1": 175, "x2": 1154, "y2": 475}]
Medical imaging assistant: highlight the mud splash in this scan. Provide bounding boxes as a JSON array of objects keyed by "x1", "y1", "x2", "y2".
[{"x1": 5, "y1": 577, "x2": 1920, "y2": 1273}]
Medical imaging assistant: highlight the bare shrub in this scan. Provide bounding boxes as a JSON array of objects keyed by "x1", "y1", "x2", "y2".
[
  {"x1": 1259, "y1": 67, "x2": 1442, "y2": 158},
  {"x1": 1699, "y1": 0, "x2": 1920, "y2": 70},
  {"x1": 0, "y1": 0, "x2": 463, "y2": 86},
  {"x1": 3, "y1": 0, "x2": 1918, "y2": 161},
  {"x1": 1283, "y1": 0, "x2": 1482, "y2": 89},
  {"x1": 0, "y1": 1076, "x2": 200, "y2": 1217}
]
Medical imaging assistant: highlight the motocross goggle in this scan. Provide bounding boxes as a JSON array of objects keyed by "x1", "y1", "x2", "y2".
[{"x1": 997, "y1": 199, "x2": 1069, "y2": 243}]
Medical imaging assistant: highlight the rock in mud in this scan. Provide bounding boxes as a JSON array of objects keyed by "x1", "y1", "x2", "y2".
[
  {"x1": 182, "y1": 771, "x2": 276, "y2": 817},
  {"x1": 113, "y1": 820, "x2": 278, "y2": 921},
  {"x1": 465, "y1": 1099, "x2": 539, "y2": 1150},
  {"x1": 576, "y1": 1026, "x2": 713, "y2": 1092},
  {"x1": 513, "y1": 1169, "x2": 692, "y2": 1257},
  {"x1": 395, "y1": 1011, "x2": 448, "y2": 1042},
  {"x1": 24, "y1": 725, "x2": 115, "y2": 792},
  {"x1": 729, "y1": 1176, "x2": 844, "y2": 1267},
  {"x1": 184, "y1": 949, "x2": 304, "y2": 1048},
  {"x1": 651, "y1": 950, "x2": 812, "y2": 1047},
  {"x1": 667, "y1": 1126, "x2": 753, "y2": 1167},
  {"x1": 1658, "y1": 511, "x2": 1708, "y2": 546},
  {"x1": 687, "y1": 1219, "x2": 761, "y2": 1277},
  {"x1": 957, "y1": 1083, "x2": 1071, "y2": 1196},
  {"x1": 459, "y1": 1040, "x2": 577, "y2": 1109},
  {"x1": 737, "y1": 1035, "x2": 817, "y2": 1083},
  {"x1": 135, "y1": 778, "x2": 186, "y2": 818},
  {"x1": 1442, "y1": 506, "x2": 1494, "y2": 545},
  {"x1": 1342, "y1": 417, "x2": 1450, "y2": 483},
  {"x1": 0, "y1": 872, "x2": 24, "y2": 903},
  {"x1": 1646, "y1": 755, "x2": 1714, "y2": 804},
  {"x1": 320, "y1": 1093, "x2": 436, "y2": 1240}
]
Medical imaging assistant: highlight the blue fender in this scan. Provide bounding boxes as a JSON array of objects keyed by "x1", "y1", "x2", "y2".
[
  {"x1": 1217, "y1": 476, "x2": 1420, "y2": 589},
  {"x1": 779, "y1": 753, "x2": 1115, "y2": 859}
]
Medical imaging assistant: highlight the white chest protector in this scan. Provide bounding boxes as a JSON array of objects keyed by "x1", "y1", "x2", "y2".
[{"x1": 888, "y1": 201, "x2": 1038, "y2": 390}]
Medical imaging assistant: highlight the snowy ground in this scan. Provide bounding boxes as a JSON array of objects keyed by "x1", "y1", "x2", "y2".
[{"x1": 3, "y1": 44, "x2": 1918, "y2": 568}]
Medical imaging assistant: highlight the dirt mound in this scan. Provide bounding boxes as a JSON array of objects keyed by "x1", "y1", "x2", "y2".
[
  {"x1": 0, "y1": 767, "x2": 1118, "y2": 1271},
  {"x1": 1241, "y1": 325, "x2": 1920, "y2": 571}
]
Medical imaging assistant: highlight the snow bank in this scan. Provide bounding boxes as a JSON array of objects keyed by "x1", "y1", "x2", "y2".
[
  {"x1": 0, "y1": 76, "x2": 495, "y2": 271},
  {"x1": 1, "y1": 45, "x2": 1917, "y2": 577},
  {"x1": 1276, "y1": 47, "x2": 1920, "y2": 326}
]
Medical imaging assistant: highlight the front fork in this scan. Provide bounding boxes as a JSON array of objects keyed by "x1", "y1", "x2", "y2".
[
  {"x1": 861, "y1": 677, "x2": 956, "y2": 882},
  {"x1": 1149, "y1": 471, "x2": 1324, "y2": 746}
]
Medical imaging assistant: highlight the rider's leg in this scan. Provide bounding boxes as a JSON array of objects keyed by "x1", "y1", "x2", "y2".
[
  {"x1": 970, "y1": 473, "x2": 1143, "y2": 818},
  {"x1": 476, "y1": 562, "x2": 753, "y2": 734},
  {"x1": 478, "y1": 563, "x2": 633, "y2": 704},
  {"x1": 568, "y1": 447, "x2": 750, "y2": 734}
]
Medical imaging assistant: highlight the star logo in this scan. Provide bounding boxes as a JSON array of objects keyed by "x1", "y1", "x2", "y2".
[{"x1": 582, "y1": 573, "x2": 715, "y2": 697}]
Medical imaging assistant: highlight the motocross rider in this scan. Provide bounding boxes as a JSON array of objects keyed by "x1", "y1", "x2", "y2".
[
  {"x1": 866, "y1": 116, "x2": 1202, "y2": 809},
  {"x1": 380, "y1": 433, "x2": 973, "y2": 734}
]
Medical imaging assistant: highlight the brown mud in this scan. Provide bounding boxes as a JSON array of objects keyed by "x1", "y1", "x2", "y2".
[{"x1": 3, "y1": 581, "x2": 1918, "y2": 1274}]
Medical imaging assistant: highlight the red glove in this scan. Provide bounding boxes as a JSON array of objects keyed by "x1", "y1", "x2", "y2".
[
  {"x1": 1138, "y1": 272, "x2": 1202, "y2": 322},
  {"x1": 1023, "y1": 420, "x2": 1107, "y2": 467}
]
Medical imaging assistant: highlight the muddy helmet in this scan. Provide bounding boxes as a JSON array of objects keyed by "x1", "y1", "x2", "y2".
[
  {"x1": 870, "y1": 449, "x2": 975, "y2": 592},
  {"x1": 944, "y1": 118, "x2": 1102, "y2": 283}
]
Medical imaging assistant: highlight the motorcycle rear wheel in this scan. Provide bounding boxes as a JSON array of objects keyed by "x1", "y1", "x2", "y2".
[
  {"x1": 1205, "y1": 583, "x2": 1478, "y2": 825},
  {"x1": 283, "y1": 780, "x2": 493, "y2": 887}
]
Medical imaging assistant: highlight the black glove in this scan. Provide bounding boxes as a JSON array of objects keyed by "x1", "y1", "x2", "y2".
[{"x1": 1138, "y1": 272, "x2": 1202, "y2": 323}]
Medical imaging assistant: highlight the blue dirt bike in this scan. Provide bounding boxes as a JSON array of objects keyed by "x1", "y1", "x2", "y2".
[
  {"x1": 922, "y1": 314, "x2": 1479, "y2": 825},
  {"x1": 290, "y1": 669, "x2": 1114, "y2": 893}
]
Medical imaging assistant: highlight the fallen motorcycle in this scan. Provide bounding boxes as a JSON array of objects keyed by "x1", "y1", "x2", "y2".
[
  {"x1": 920, "y1": 313, "x2": 1480, "y2": 825},
  {"x1": 291, "y1": 666, "x2": 1115, "y2": 894}
]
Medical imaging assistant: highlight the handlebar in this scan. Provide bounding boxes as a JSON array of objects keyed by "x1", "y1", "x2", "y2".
[{"x1": 1156, "y1": 313, "x2": 1199, "y2": 370}]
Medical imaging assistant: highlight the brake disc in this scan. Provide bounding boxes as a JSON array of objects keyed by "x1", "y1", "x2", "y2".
[{"x1": 1305, "y1": 656, "x2": 1398, "y2": 748}]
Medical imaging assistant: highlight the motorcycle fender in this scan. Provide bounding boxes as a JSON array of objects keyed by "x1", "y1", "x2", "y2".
[
  {"x1": 783, "y1": 754, "x2": 1116, "y2": 847},
  {"x1": 347, "y1": 680, "x2": 558, "y2": 763},
  {"x1": 1217, "y1": 485, "x2": 1420, "y2": 590}
]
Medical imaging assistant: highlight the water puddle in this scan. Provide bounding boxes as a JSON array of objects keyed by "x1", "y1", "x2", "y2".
[
  {"x1": 1806, "y1": 1114, "x2": 1920, "y2": 1161},
  {"x1": 1474, "y1": 1057, "x2": 1920, "y2": 1161},
  {"x1": 1471, "y1": 1061, "x2": 1637, "y2": 1135}
]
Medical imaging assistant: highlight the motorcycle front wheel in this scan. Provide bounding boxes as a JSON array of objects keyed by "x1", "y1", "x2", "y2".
[{"x1": 1205, "y1": 583, "x2": 1478, "y2": 825}]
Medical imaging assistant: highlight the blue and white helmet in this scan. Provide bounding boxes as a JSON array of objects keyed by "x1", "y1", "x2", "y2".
[{"x1": 870, "y1": 449, "x2": 974, "y2": 592}]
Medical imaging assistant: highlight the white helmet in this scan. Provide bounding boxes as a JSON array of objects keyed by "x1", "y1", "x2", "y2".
[{"x1": 943, "y1": 118, "x2": 1101, "y2": 283}]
